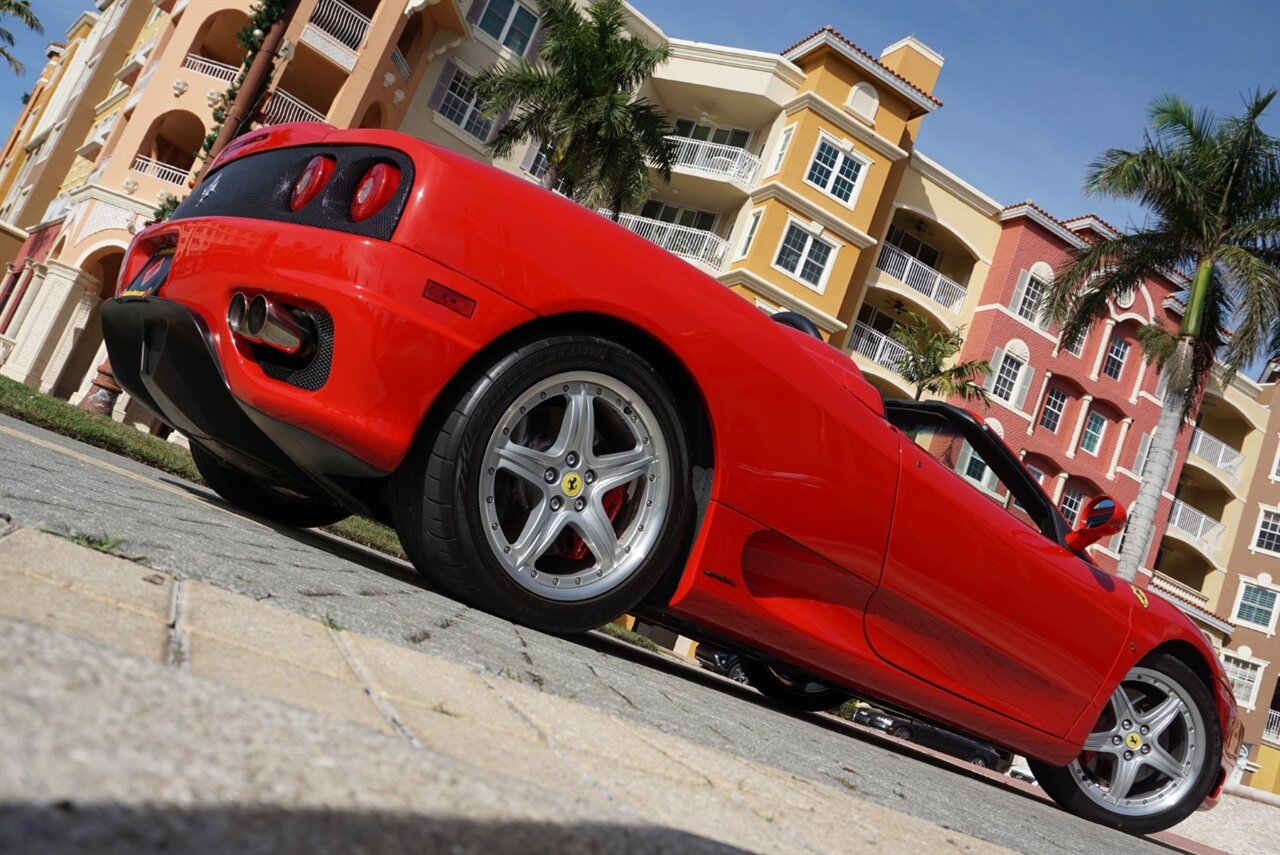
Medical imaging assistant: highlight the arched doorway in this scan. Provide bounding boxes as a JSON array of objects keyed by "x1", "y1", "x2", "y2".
[{"x1": 51, "y1": 246, "x2": 125, "y2": 400}]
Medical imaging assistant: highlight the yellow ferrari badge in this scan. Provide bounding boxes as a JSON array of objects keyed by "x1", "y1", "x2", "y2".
[
  {"x1": 1129, "y1": 584, "x2": 1149, "y2": 609},
  {"x1": 561, "y1": 472, "x2": 584, "y2": 497}
]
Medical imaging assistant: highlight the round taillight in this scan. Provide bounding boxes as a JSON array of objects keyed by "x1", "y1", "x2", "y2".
[
  {"x1": 291, "y1": 155, "x2": 334, "y2": 211},
  {"x1": 350, "y1": 162, "x2": 401, "y2": 222}
]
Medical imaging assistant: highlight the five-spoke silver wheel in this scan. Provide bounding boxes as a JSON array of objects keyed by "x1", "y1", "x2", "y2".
[
  {"x1": 479, "y1": 371, "x2": 671, "y2": 602},
  {"x1": 1069, "y1": 666, "x2": 1205, "y2": 816}
]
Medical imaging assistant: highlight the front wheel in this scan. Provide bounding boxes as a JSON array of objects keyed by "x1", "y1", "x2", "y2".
[
  {"x1": 738, "y1": 657, "x2": 851, "y2": 712},
  {"x1": 392, "y1": 336, "x2": 692, "y2": 634},
  {"x1": 190, "y1": 443, "x2": 349, "y2": 528},
  {"x1": 1030, "y1": 654, "x2": 1222, "y2": 834}
]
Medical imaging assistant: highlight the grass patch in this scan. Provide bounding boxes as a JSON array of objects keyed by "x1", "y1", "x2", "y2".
[
  {"x1": 595, "y1": 621, "x2": 664, "y2": 654},
  {"x1": 2, "y1": 376, "x2": 405, "y2": 560},
  {"x1": 320, "y1": 612, "x2": 346, "y2": 632},
  {"x1": 41, "y1": 527, "x2": 142, "y2": 562}
]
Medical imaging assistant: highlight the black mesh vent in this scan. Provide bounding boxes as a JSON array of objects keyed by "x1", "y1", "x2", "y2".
[
  {"x1": 260, "y1": 310, "x2": 334, "y2": 391},
  {"x1": 170, "y1": 145, "x2": 414, "y2": 241},
  {"x1": 143, "y1": 322, "x2": 168, "y2": 375}
]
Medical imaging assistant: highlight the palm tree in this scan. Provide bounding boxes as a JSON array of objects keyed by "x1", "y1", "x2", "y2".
[
  {"x1": 1, "y1": 0, "x2": 42, "y2": 75},
  {"x1": 888, "y1": 312, "x2": 990, "y2": 403},
  {"x1": 472, "y1": 0, "x2": 674, "y2": 217},
  {"x1": 1043, "y1": 91, "x2": 1280, "y2": 582}
]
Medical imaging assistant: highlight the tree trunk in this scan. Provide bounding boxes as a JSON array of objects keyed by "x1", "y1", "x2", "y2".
[{"x1": 1116, "y1": 368, "x2": 1188, "y2": 582}]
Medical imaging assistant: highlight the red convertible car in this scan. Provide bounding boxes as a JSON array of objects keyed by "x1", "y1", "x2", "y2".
[{"x1": 102, "y1": 124, "x2": 1241, "y2": 834}]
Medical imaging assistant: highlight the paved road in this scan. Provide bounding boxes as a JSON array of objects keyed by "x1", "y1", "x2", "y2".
[{"x1": 0, "y1": 413, "x2": 1203, "y2": 855}]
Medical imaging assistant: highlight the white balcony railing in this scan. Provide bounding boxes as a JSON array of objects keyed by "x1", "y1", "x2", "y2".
[
  {"x1": 77, "y1": 112, "x2": 118, "y2": 156},
  {"x1": 666, "y1": 136, "x2": 760, "y2": 186},
  {"x1": 261, "y1": 90, "x2": 326, "y2": 126},
  {"x1": 1265, "y1": 709, "x2": 1280, "y2": 744},
  {"x1": 875, "y1": 242, "x2": 968, "y2": 313},
  {"x1": 309, "y1": 0, "x2": 371, "y2": 51},
  {"x1": 131, "y1": 154, "x2": 189, "y2": 186},
  {"x1": 1188, "y1": 428, "x2": 1245, "y2": 481},
  {"x1": 1150, "y1": 572, "x2": 1210, "y2": 607},
  {"x1": 1167, "y1": 499, "x2": 1226, "y2": 554},
  {"x1": 849, "y1": 322, "x2": 909, "y2": 377},
  {"x1": 607, "y1": 212, "x2": 729, "y2": 272},
  {"x1": 41, "y1": 194, "x2": 73, "y2": 224},
  {"x1": 182, "y1": 53, "x2": 240, "y2": 83},
  {"x1": 391, "y1": 47, "x2": 411, "y2": 82}
]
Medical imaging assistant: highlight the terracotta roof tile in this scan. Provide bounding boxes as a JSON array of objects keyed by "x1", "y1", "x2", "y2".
[{"x1": 781, "y1": 26, "x2": 943, "y2": 108}]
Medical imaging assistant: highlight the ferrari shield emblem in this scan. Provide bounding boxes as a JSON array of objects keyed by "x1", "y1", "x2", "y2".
[{"x1": 1129, "y1": 584, "x2": 1149, "y2": 609}]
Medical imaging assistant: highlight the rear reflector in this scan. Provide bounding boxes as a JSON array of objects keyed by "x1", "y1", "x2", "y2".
[
  {"x1": 291, "y1": 155, "x2": 335, "y2": 211},
  {"x1": 350, "y1": 162, "x2": 400, "y2": 222},
  {"x1": 424, "y1": 280, "x2": 476, "y2": 318}
]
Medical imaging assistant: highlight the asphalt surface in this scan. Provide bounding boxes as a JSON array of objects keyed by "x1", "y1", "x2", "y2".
[{"x1": 0, "y1": 413, "x2": 1207, "y2": 855}]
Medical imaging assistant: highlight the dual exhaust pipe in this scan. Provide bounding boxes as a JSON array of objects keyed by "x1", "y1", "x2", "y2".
[{"x1": 227, "y1": 292, "x2": 310, "y2": 356}]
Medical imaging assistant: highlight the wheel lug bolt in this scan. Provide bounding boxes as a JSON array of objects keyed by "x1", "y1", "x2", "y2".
[
  {"x1": 584, "y1": 470, "x2": 595, "y2": 484},
  {"x1": 1123, "y1": 750, "x2": 1133, "y2": 760},
  {"x1": 1141, "y1": 745, "x2": 1151, "y2": 755},
  {"x1": 1140, "y1": 726, "x2": 1149, "y2": 735},
  {"x1": 1112, "y1": 736, "x2": 1122, "y2": 745},
  {"x1": 544, "y1": 468, "x2": 557, "y2": 483},
  {"x1": 1122, "y1": 720, "x2": 1132, "y2": 730},
  {"x1": 550, "y1": 497, "x2": 563, "y2": 511},
  {"x1": 574, "y1": 498, "x2": 585, "y2": 512},
  {"x1": 566, "y1": 451, "x2": 579, "y2": 467}
]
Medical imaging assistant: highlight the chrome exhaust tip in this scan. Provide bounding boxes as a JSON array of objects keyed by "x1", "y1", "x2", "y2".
[
  {"x1": 227, "y1": 292, "x2": 248, "y2": 334},
  {"x1": 245, "y1": 294, "x2": 308, "y2": 355}
]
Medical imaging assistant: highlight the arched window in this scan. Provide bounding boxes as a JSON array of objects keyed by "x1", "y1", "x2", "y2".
[{"x1": 847, "y1": 82, "x2": 879, "y2": 123}]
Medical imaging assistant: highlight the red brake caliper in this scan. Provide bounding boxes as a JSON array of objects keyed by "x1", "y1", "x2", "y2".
[{"x1": 562, "y1": 487, "x2": 626, "y2": 560}]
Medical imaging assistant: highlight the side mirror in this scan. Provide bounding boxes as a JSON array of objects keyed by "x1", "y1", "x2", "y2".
[{"x1": 1065, "y1": 495, "x2": 1127, "y2": 552}]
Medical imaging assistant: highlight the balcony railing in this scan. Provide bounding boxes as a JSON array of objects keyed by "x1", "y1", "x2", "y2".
[
  {"x1": 1188, "y1": 428, "x2": 1244, "y2": 481},
  {"x1": 391, "y1": 47, "x2": 411, "y2": 82},
  {"x1": 41, "y1": 194, "x2": 73, "y2": 224},
  {"x1": 309, "y1": 0, "x2": 371, "y2": 52},
  {"x1": 131, "y1": 154, "x2": 189, "y2": 186},
  {"x1": 77, "y1": 112, "x2": 118, "y2": 157},
  {"x1": 182, "y1": 54, "x2": 240, "y2": 83},
  {"x1": 666, "y1": 136, "x2": 760, "y2": 186},
  {"x1": 1167, "y1": 499, "x2": 1226, "y2": 554},
  {"x1": 1150, "y1": 572, "x2": 1209, "y2": 607},
  {"x1": 849, "y1": 322, "x2": 908, "y2": 377},
  {"x1": 875, "y1": 242, "x2": 968, "y2": 313},
  {"x1": 261, "y1": 90, "x2": 326, "y2": 126},
  {"x1": 608, "y1": 212, "x2": 729, "y2": 272},
  {"x1": 1265, "y1": 709, "x2": 1280, "y2": 744}
]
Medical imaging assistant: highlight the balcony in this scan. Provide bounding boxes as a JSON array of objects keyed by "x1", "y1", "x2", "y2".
[
  {"x1": 40, "y1": 194, "x2": 73, "y2": 224},
  {"x1": 261, "y1": 90, "x2": 326, "y2": 126},
  {"x1": 391, "y1": 47, "x2": 411, "y2": 82},
  {"x1": 1266, "y1": 709, "x2": 1280, "y2": 745},
  {"x1": 301, "y1": 0, "x2": 372, "y2": 73},
  {"x1": 1188, "y1": 427, "x2": 1244, "y2": 482},
  {"x1": 76, "y1": 113, "x2": 118, "y2": 159},
  {"x1": 131, "y1": 154, "x2": 189, "y2": 186},
  {"x1": 849, "y1": 322, "x2": 908, "y2": 377},
  {"x1": 874, "y1": 243, "x2": 968, "y2": 313},
  {"x1": 1150, "y1": 571, "x2": 1210, "y2": 608},
  {"x1": 608, "y1": 212, "x2": 728, "y2": 273},
  {"x1": 1166, "y1": 499, "x2": 1226, "y2": 558},
  {"x1": 666, "y1": 136, "x2": 760, "y2": 186},
  {"x1": 116, "y1": 37, "x2": 158, "y2": 85},
  {"x1": 182, "y1": 54, "x2": 241, "y2": 84}
]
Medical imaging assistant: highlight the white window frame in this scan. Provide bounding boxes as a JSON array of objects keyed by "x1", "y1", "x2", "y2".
[
  {"x1": 1102, "y1": 335, "x2": 1130, "y2": 380},
  {"x1": 1060, "y1": 486, "x2": 1085, "y2": 526},
  {"x1": 1014, "y1": 275, "x2": 1047, "y2": 323},
  {"x1": 1231, "y1": 577, "x2": 1280, "y2": 636},
  {"x1": 1040, "y1": 387, "x2": 1067, "y2": 433},
  {"x1": 991, "y1": 353, "x2": 1024, "y2": 403},
  {"x1": 766, "y1": 125, "x2": 795, "y2": 176},
  {"x1": 771, "y1": 217, "x2": 839, "y2": 294},
  {"x1": 1270, "y1": 439, "x2": 1279, "y2": 482},
  {"x1": 475, "y1": 0, "x2": 541, "y2": 57},
  {"x1": 1220, "y1": 649, "x2": 1266, "y2": 710},
  {"x1": 437, "y1": 63, "x2": 494, "y2": 142},
  {"x1": 736, "y1": 208, "x2": 764, "y2": 260},
  {"x1": 802, "y1": 132, "x2": 870, "y2": 209},
  {"x1": 1061, "y1": 327, "x2": 1087, "y2": 357},
  {"x1": 1080, "y1": 411, "x2": 1107, "y2": 456},
  {"x1": 1252, "y1": 506, "x2": 1280, "y2": 557}
]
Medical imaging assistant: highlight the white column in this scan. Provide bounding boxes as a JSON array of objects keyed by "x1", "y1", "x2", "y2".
[
  {"x1": 1051, "y1": 471, "x2": 1069, "y2": 504},
  {"x1": 40, "y1": 290, "x2": 101, "y2": 394},
  {"x1": 1089, "y1": 319, "x2": 1115, "y2": 380},
  {"x1": 1129, "y1": 360, "x2": 1147, "y2": 403},
  {"x1": 1065, "y1": 394, "x2": 1094, "y2": 459},
  {"x1": 1, "y1": 260, "x2": 99, "y2": 387},
  {"x1": 1107, "y1": 417, "x2": 1133, "y2": 480},
  {"x1": 1026, "y1": 370, "x2": 1052, "y2": 435}
]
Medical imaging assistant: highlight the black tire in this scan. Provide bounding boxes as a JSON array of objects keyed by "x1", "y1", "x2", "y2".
[
  {"x1": 892, "y1": 726, "x2": 914, "y2": 740},
  {"x1": 1029, "y1": 653, "x2": 1222, "y2": 835},
  {"x1": 727, "y1": 660, "x2": 750, "y2": 684},
  {"x1": 391, "y1": 336, "x2": 692, "y2": 634},
  {"x1": 969, "y1": 756, "x2": 989, "y2": 768},
  {"x1": 190, "y1": 443, "x2": 349, "y2": 528},
  {"x1": 738, "y1": 657, "x2": 851, "y2": 712}
]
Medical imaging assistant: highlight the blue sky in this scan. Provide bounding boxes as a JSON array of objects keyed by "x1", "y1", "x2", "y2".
[{"x1": 3, "y1": 0, "x2": 1278, "y2": 228}]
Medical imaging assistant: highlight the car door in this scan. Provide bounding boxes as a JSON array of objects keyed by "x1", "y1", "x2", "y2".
[{"x1": 864, "y1": 402, "x2": 1132, "y2": 737}]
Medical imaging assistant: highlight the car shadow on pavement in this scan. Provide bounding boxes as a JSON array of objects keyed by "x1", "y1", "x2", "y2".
[{"x1": 0, "y1": 802, "x2": 752, "y2": 855}]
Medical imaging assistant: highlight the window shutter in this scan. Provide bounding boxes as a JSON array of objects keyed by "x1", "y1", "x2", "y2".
[
  {"x1": 1135, "y1": 432, "x2": 1151, "y2": 474},
  {"x1": 487, "y1": 108, "x2": 513, "y2": 143},
  {"x1": 528, "y1": 21, "x2": 547, "y2": 57},
  {"x1": 466, "y1": 0, "x2": 489, "y2": 25},
  {"x1": 983, "y1": 347, "x2": 1004, "y2": 392},
  {"x1": 427, "y1": 59, "x2": 457, "y2": 112},
  {"x1": 520, "y1": 139, "x2": 541, "y2": 172},
  {"x1": 1014, "y1": 365, "x2": 1034, "y2": 410},
  {"x1": 1010, "y1": 269, "x2": 1030, "y2": 314}
]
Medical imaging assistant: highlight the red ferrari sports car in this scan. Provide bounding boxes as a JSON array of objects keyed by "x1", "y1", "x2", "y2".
[{"x1": 102, "y1": 124, "x2": 1241, "y2": 834}]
